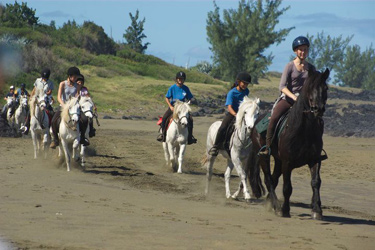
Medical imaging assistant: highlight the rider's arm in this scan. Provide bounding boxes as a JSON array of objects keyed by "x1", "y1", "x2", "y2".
[
  {"x1": 281, "y1": 87, "x2": 297, "y2": 101},
  {"x1": 45, "y1": 89, "x2": 52, "y2": 96},
  {"x1": 57, "y1": 81, "x2": 65, "y2": 106},
  {"x1": 165, "y1": 97, "x2": 173, "y2": 111},
  {"x1": 227, "y1": 105, "x2": 236, "y2": 116}
]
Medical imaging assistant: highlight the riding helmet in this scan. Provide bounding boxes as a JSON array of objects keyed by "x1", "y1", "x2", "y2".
[
  {"x1": 67, "y1": 66, "x2": 81, "y2": 76},
  {"x1": 292, "y1": 36, "x2": 310, "y2": 51},
  {"x1": 236, "y1": 72, "x2": 252, "y2": 84},
  {"x1": 21, "y1": 83, "x2": 26, "y2": 88},
  {"x1": 176, "y1": 71, "x2": 186, "y2": 80},
  {"x1": 10, "y1": 85, "x2": 14, "y2": 89},
  {"x1": 41, "y1": 68, "x2": 51, "y2": 79},
  {"x1": 76, "y1": 74, "x2": 85, "y2": 83}
]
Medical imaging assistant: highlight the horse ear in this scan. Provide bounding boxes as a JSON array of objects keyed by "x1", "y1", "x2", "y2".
[
  {"x1": 256, "y1": 98, "x2": 260, "y2": 104},
  {"x1": 323, "y1": 68, "x2": 330, "y2": 80}
]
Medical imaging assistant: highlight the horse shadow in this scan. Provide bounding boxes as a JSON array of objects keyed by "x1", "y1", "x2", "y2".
[{"x1": 292, "y1": 201, "x2": 375, "y2": 226}]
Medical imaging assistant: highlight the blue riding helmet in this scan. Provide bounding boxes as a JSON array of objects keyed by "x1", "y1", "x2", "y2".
[{"x1": 292, "y1": 36, "x2": 310, "y2": 51}]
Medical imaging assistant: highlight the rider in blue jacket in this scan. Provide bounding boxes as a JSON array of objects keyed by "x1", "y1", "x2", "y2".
[
  {"x1": 208, "y1": 72, "x2": 252, "y2": 156},
  {"x1": 157, "y1": 71, "x2": 197, "y2": 144}
]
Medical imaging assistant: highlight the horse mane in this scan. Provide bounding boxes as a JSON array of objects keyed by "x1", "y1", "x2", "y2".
[
  {"x1": 29, "y1": 88, "x2": 44, "y2": 117},
  {"x1": 235, "y1": 95, "x2": 257, "y2": 130},
  {"x1": 173, "y1": 100, "x2": 191, "y2": 120},
  {"x1": 61, "y1": 97, "x2": 79, "y2": 122}
]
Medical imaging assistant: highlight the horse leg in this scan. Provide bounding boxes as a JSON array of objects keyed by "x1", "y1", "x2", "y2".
[
  {"x1": 61, "y1": 139, "x2": 71, "y2": 171},
  {"x1": 271, "y1": 158, "x2": 282, "y2": 190},
  {"x1": 177, "y1": 143, "x2": 186, "y2": 174},
  {"x1": 42, "y1": 131, "x2": 49, "y2": 159},
  {"x1": 224, "y1": 160, "x2": 234, "y2": 199},
  {"x1": 260, "y1": 156, "x2": 279, "y2": 212},
  {"x1": 167, "y1": 142, "x2": 177, "y2": 172},
  {"x1": 72, "y1": 138, "x2": 80, "y2": 162},
  {"x1": 281, "y1": 169, "x2": 292, "y2": 218},
  {"x1": 309, "y1": 162, "x2": 323, "y2": 220},
  {"x1": 162, "y1": 142, "x2": 170, "y2": 167},
  {"x1": 31, "y1": 131, "x2": 38, "y2": 159},
  {"x1": 80, "y1": 145, "x2": 85, "y2": 167},
  {"x1": 205, "y1": 154, "x2": 216, "y2": 196},
  {"x1": 231, "y1": 157, "x2": 251, "y2": 200}
]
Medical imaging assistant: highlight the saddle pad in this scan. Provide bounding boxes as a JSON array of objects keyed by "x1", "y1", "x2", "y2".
[{"x1": 255, "y1": 112, "x2": 271, "y2": 135}]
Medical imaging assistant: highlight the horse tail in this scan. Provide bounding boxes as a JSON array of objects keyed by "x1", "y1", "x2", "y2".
[{"x1": 248, "y1": 150, "x2": 265, "y2": 199}]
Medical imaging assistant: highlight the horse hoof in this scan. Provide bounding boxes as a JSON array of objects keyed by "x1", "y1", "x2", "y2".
[
  {"x1": 281, "y1": 213, "x2": 291, "y2": 218},
  {"x1": 311, "y1": 212, "x2": 323, "y2": 220}
]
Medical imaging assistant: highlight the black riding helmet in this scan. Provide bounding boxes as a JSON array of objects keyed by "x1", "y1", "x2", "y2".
[
  {"x1": 67, "y1": 66, "x2": 81, "y2": 76},
  {"x1": 41, "y1": 68, "x2": 51, "y2": 79},
  {"x1": 76, "y1": 74, "x2": 85, "y2": 83},
  {"x1": 176, "y1": 71, "x2": 186, "y2": 80},
  {"x1": 292, "y1": 36, "x2": 310, "y2": 51},
  {"x1": 236, "y1": 72, "x2": 252, "y2": 84},
  {"x1": 21, "y1": 83, "x2": 26, "y2": 88}
]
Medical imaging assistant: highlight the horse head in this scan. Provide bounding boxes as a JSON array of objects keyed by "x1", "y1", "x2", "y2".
[
  {"x1": 236, "y1": 96, "x2": 260, "y2": 133},
  {"x1": 62, "y1": 97, "x2": 80, "y2": 128},
  {"x1": 20, "y1": 95, "x2": 28, "y2": 108},
  {"x1": 173, "y1": 100, "x2": 191, "y2": 128},
  {"x1": 79, "y1": 96, "x2": 94, "y2": 119},
  {"x1": 302, "y1": 68, "x2": 329, "y2": 118}
]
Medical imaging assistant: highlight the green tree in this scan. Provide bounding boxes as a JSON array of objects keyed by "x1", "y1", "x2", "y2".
[
  {"x1": 206, "y1": 0, "x2": 292, "y2": 83},
  {"x1": 335, "y1": 45, "x2": 375, "y2": 89},
  {"x1": 123, "y1": 9, "x2": 150, "y2": 54},
  {"x1": 307, "y1": 31, "x2": 353, "y2": 72},
  {"x1": 0, "y1": 1, "x2": 38, "y2": 28}
]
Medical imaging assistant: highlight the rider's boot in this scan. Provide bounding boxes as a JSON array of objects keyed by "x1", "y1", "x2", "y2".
[
  {"x1": 259, "y1": 126, "x2": 273, "y2": 156},
  {"x1": 187, "y1": 125, "x2": 197, "y2": 145},
  {"x1": 50, "y1": 140, "x2": 59, "y2": 149}
]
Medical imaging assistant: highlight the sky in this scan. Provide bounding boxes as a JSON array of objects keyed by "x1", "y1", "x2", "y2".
[{"x1": 3, "y1": 0, "x2": 375, "y2": 72}]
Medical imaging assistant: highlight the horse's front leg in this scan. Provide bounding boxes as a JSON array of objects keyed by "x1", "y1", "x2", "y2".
[
  {"x1": 31, "y1": 131, "x2": 38, "y2": 159},
  {"x1": 224, "y1": 159, "x2": 234, "y2": 199},
  {"x1": 61, "y1": 139, "x2": 71, "y2": 171},
  {"x1": 231, "y1": 156, "x2": 251, "y2": 200},
  {"x1": 260, "y1": 155, "x2": 280, "y2": 212},
  {"x1": 72, "y1": 137, "x2": 80, "y2": 162},
  {"x1": 42, "y1": 130, "x2": 49, "y2": 159},
  {"x1": 310, "y1": 162, "x2": 323, "y2": 220},
  {"x1": 80, "y1": 145, "x2": 86, "y2": 167},
  {"x1": 177, "y1": 143, "x2": 186, "y2": 174},
  {"x1": 281, "y1": 169, "x2": 292, "y2": 218},
  {"x1": 167, "y1": 142, "x2": 177, "y2": 172}
]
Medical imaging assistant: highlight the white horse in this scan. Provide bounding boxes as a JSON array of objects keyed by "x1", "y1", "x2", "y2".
[
  {"x1": 204, "y1": 96, "x2": 260, "y2": 200},
  {"x1": 6, "y1": 96, "x2": 17, "y2": 129},
  {"x1": 15, "y1": 95, "x2": 28, "y2": 132},
  {"x1": 29, "y1": 90, "x2": 50, "y2": 159},
  {"x1": 58, "y1": 97, "x2": 81, "y2": 171},
  {"x1": 162, "y1": 101, "x2": 191, "y2": 173},
  {"x1": 79, "y1": 96, "x2": 95, "y2": 167}
]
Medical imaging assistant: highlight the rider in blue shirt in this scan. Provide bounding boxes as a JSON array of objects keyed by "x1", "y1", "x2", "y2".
[
  {"x1": 208, "y1": 72, "x2": 252, "y2": 156},
  {"x1": 157, "y1": 71, "x2": 197, "y2": 144}
]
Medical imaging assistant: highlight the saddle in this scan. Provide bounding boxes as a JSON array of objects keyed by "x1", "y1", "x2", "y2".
[{"x1": 255, "y1": 110, "x2": 289, "y2": 144}]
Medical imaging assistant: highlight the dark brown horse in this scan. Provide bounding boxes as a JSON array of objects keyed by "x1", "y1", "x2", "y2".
[{"x1": 248, "y1": 68, "x2": 330, "y2": 219}]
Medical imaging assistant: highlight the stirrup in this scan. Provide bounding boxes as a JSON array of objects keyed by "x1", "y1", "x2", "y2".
[{"x1": 258, "y1": 145, "x2": 271, "y2": 156}]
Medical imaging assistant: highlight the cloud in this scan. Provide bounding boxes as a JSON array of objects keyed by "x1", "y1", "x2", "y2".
[
  {"x1": 184, "y1": 46, "x2": 212, "y2": 60},
  {"x1": 40, "y1": 10, "x2": 70, "y2": 18},
  {"x1": 293, "y1": 13, "x2": 375, "y2": 39}
]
